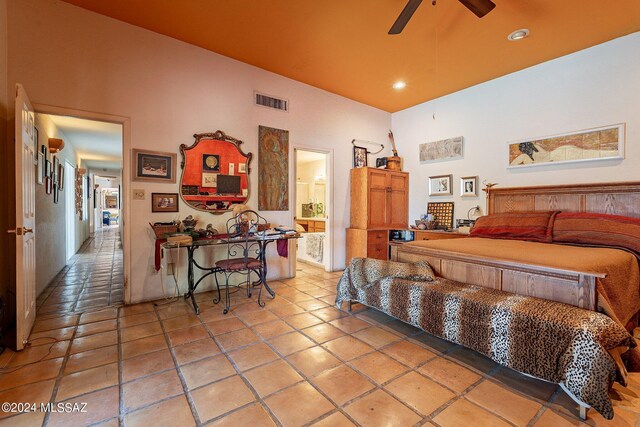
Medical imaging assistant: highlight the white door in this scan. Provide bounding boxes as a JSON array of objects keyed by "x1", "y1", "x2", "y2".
[{"x1": 13, "y1": 84, "x2": 37, "y2": 350}]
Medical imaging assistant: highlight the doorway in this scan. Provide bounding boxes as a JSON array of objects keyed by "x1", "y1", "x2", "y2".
[{"x1": 293, "y1": 148, "x2": 333, "y2": 272}]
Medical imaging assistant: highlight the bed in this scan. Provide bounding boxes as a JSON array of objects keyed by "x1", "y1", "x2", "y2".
[{"x1": 393, "y1": 181, "x2": 640, "y2": 330}]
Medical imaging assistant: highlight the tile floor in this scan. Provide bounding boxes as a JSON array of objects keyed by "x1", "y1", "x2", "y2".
[
  {"x1": 35, "y1": 226, "x2": 124, "y2": 315},
  {"x1": 1, "y1": 235, "x2": 639, "y2": 426}
]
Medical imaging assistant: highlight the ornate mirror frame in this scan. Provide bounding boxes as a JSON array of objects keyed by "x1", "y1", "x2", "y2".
[{"x1": 179, "y1": 130, "x2": 253, "y2": 215}]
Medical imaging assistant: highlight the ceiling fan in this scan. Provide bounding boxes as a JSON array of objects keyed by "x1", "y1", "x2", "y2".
[{"x1": 389, "y1": 0, "x2": 496, "y2": 35}]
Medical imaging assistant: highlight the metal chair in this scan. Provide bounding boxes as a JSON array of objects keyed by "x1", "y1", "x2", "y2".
[{"x1": 213, "y1": 210, "x2": 267, "y2": 314}]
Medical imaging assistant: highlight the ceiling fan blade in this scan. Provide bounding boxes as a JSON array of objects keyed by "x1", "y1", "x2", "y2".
[
  {"x1": 458, "y1": 0, "x2": 496, "y2": 18},
  {"x1": 388, "y1": 0, "x2": 423, "y2": 35}
]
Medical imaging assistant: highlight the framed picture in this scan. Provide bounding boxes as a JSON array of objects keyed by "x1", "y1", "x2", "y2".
[
  {"x1": 58, "y1": 164, "x2": 65, "y2": 190},
  {"x1": 202, "y1": 154, "x2": 220, "y2": 172},
  {"x1": 428, "y1": 174, "x2": 453, "y2": 196},
  {"x1": 45, "y1": 176, "x2": 52, "y2": 195},
  {"x1": 53, "y1": 184, "x2": 59, "y2": 203},
  {"x1": 460, "y1": 176, "x2": 478, "y2": 197},
  {"x1": 34, "y1": 127, "x2": 39, "y2": 165},
  {"x1": 132, "y1": 149, "x2": 177, "y2": 183},
  {"x1": 45, "y1": 159, "x2": 51, "y2": 178},
  {"x1": 238, "y1": 163, "x2": 246, "y2": 173},
  {"x1": 151, "y1": 192, "x2": 179, "y2": 213},
  {"x1": 37, "y1": 152, "x2": 44, "y2": 185},
  {"x1": 508, "y1": 123, "x2": 625, "y2": 168},
  {"x1": 53, "y1": 156, "x2": 59, "y2": 183},
  {"x1": 375, "y1": 157, "x2": 387, "y2": 168},
  {"x1": 353, "y1": 146, "x2": 367, "y2": 168},
  {"x1": 202, "y1": 172, "x2": 218, "y2": 187}
]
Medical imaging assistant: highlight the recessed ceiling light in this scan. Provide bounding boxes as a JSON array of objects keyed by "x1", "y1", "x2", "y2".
[
  {"x1": 507, "y1": 29, "x2": 530, "y2": 41},
  {"x1": 393, "y1": 81, "x2": 406, "y2": 90}
]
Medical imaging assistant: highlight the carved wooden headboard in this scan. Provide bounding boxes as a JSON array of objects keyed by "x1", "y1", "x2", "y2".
[{"x1": 487, "y1": 182, "x2": 640, "y2": 219}]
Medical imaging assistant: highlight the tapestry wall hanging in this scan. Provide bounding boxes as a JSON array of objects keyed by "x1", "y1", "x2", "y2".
[
  {"x1": 508, "y1": 123, "x2": 625, "y2": 168},
  {"x1": 419, "y1": 136, "x2": 464, "y2": 162},
  {"x1": 258, "y1": 125, "x2": 289, "y2": 211}
]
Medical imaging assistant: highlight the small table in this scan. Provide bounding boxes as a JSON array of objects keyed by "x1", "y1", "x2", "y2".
[{"x1": 161, "y1": 233, "x2": 300, "y2": 314}]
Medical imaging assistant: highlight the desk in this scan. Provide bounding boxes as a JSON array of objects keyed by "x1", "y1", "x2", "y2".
[{"x1": 160, "y1": 233, "x2": 300, "y2": 314}]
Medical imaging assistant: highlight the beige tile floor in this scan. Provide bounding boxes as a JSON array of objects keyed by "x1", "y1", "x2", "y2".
[{"x1": 1, "y1": 252, "x2": 639, "y2": 425}]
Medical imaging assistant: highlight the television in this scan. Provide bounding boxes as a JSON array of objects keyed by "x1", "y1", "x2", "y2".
[{"x1": 216, "y1": 175, "x2": 241, "y2": 195}]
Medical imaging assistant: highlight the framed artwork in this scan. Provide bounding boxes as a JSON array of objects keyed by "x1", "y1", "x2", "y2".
[
  {"x1": 37, "y1": 152, "x2": 44, "y2": 185},
  {"x1": 428, "y1": 174, "x2": 453, "y2": 196},
  {"x1": 34, "y1": 127, "x2": 39, "y2": 165},
  {"x1": 45, "y1": 159, "x2": 51, "y2": 178},
  {"x1": 353, "y1": 146, "x2": 367, "y2": 168},
  {"x1": 58, "y1": 163, "x2": 65, "y2": 190},
  {"x1": 508, "y1": 123, "x2": 625, "y2": 168},
  {"x1": 375, "y1": 157, "x2": 387, "y2": 168},
  {"x1": 53, "y1": 156, "x2": 59, "y2": 183},
  {"x1": 238, "y1": 163, "x2": 246, "y2": 173},
  {"x1": 258, "y1": 125, "x2": 289, "y2": 211},
  {"x1": 132, "y1": 149, "x2": 177, "y2": 183},
  {"x1": 53, "y1": 184, "x2": 59, "y2": 204},
  {"x1": 427, "y1": 202, "x2": 455, "y2": 230},
  {"x1": 419, "y1": 137, "x2": 463, "y2": 162},
  {"x1": 151, "y1": 192, "x2": 179, "y2": 213},
  {"x1": 202, "y1": 154, "x2": 220, "y2": 172},
  {"x1": 45, "y1": 176, "x2": 52, "y2": 194},
  {"x1": 202, "y1": 172, "x2": 218, "y2": 187},
  {"x1": 460, "y1": 176, "x2": 478, "y2": 197}
]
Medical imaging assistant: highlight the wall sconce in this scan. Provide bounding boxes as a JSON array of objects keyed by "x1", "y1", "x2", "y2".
[
  {"x1": 48, "y1": 138, "x2": 65, "y2": 153},
  {"x1": 77, "y1": 168, "x2": 87, "y2": 176}
]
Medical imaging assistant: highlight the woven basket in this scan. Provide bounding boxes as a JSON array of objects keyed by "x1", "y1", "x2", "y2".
[{"x1": 150, "y1": 223, "x2": 179, "y2": 239}]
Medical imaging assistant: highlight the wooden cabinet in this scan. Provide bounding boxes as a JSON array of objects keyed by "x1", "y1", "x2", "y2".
[
  {"x1": 346, "y1": 167, "x2": 409, "y2": 264},
  {"x1": 350, "y1": 168, "x2": 408, "y2": 229},
  {"x1": 296, "y1": 219, "x2": 326, "y2": 233},
  {"x1": 346, "y1": 229, "x2": 389, "y2": 262}
]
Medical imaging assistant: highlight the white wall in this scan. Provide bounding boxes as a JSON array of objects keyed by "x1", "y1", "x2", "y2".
[
  {"x1": 392, "y1": 33, "x2": 640, "y2": 223},
  {"x1": 7, "y1": 0, "x2": 391, "y2": 302},
  {"x1": 34, "y1": 113, "x2": 89, "y2": 294}
]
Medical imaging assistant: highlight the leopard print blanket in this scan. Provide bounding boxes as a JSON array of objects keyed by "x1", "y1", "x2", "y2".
[{"x1": 335, "y1": 258, "x2": 636, "y2": 420}]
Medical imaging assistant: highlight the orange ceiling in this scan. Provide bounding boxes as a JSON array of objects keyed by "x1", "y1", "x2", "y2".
[{"x1": 61, "y1": 0, "x2": 640, "y2": 112}]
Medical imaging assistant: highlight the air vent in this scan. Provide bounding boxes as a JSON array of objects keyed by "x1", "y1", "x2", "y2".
[{"x1": 254, "y1": 92, "x2": 289, "y2": 112}]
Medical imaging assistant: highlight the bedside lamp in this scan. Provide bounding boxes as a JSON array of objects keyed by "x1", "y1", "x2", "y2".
[{"x1": 48, "y1": 138, "x2": 65, "y2": 153}]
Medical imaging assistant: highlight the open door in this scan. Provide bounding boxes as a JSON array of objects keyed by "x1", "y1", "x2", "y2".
[{"x1": 11, "y1": 84, "x2": 37, "y2": 350}]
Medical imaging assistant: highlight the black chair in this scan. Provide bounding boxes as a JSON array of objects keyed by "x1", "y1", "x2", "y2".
[{"x1": 213, "y1": 210, "x2": 268, "y2": 314}]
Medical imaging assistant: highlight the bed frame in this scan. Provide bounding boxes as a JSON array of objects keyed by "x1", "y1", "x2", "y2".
[{"x1": 394, "y1": 182, "x2": 640, "y2": 311}]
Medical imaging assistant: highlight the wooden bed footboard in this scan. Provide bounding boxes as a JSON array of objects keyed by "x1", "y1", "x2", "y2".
[{"x1": 393, "y1": 245, "x2": 602, "y2": 310}]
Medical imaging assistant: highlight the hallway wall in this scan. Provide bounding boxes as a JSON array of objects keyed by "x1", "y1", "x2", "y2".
[{"x1": 34, "y1": 113, "x2": 88, "y2": 295}]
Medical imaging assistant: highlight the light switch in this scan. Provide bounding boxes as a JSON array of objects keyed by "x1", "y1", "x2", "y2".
[{"x1": 133, "y1": 189, "x2": 145, "y2": 200}]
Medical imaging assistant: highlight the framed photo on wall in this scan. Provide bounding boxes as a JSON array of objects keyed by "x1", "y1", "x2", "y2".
[
  {"x1": 34, "y1": 127, "x2": 39, "y2": 165},
  {"x1": 428, "y1": 174, "x2": 453, "y2": 196},
  {"x1": 460, "y1": 176, "x2": 478, "y2": 197},
  {"x1": 353, "y1": 146, "x2": 367, "y2": 168},
  {"x1": 132, "y1": 149, "x2": 177, "y2": 183},
  {"x1": 151, "y1": 192, "x2": 179, "y2": 213},
  {"x1": 202, "y1": 154, "x2": 220, "y2": 172},
  {"x1": 202, "y1": 172, "x2": 218, "y2": 187},
  {"x1": 37, "y1": 152, "x2": 44, "y2": 185},
  {"x1": 58, "y1": 163, "x2": 65, "y2": 190}
]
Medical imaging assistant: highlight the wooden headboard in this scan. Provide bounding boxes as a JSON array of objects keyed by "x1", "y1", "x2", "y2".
[{"x1": 487, "y1": 182, "x2": 640, "y2": 219}]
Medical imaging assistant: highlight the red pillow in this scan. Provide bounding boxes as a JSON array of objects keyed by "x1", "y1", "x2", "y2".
[
  {"x1": 553, "y1": 212, "x2": 640, "y2": 255},
  {"x1": 470, "y1": 211, "x2": 558, "y2": 243}
]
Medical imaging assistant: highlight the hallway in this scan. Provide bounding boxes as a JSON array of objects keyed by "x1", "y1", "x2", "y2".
[{"x1": 36, "y1": 226, "x2": 124, "y2": 316}]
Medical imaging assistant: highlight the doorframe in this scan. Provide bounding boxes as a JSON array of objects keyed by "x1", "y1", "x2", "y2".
[
  {"x1": 291, "y1": 146, "x2": 334, "y2": 272},
  {"x1": 33, "y1": 103, "x2": 132, "y2": 304}
]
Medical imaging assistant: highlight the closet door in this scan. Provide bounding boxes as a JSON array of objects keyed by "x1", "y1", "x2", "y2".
[
  {"x1": 367, "y1": 169, "x2": 388, "y2": 228},
  {"x1": 387, "y1": 172, "x2": 408, "y2": 228}
]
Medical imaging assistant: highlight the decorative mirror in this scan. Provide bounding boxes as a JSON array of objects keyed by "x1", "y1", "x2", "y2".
[{"x1": 179, "y1": 131, "x2": 252, "y2": 214}]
